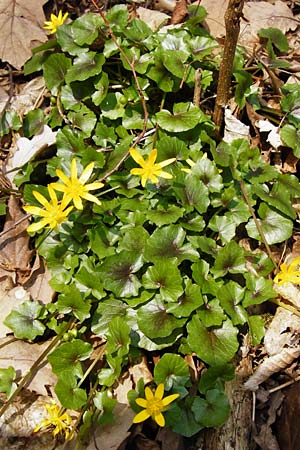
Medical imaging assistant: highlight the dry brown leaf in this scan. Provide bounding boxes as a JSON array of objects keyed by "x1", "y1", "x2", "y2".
[
  {"x1": 157, "y1": 427, "x2": 184, "y2": 450},
  {"x1": 129, "y1": 356, "x2": 153, "y2": 386},
  {"x1": 0, "y1": 0, "x2": 48, "y2": 69},
  {"x1": 86, "y1": 403, "x2": 135, "y2": 450},
  {"x1": 23, "y1": 254, "x2": 54, "y2": 304},
  {"x1": 170, "y1": 0, "x2": 187, "y2": 25},
  {"x1": 0, "y1": 77, "x2": 45, "y2": 115},
  {"x1": 240, "y1": 1, "x2": 297, "y2": 50},
  {"x1": 137, "y1": 7, "x2": 170, "y2": 31},
  {"x1": 0, "y1": 195, "x2": 32, "y2": 284},
  {"x1": 0, "y1": 337, "x2": 57, "y2": 396},
  {"x1": 196, "y1": 0, "x2": 229, "y2": 37},
  {"x1": 275, "y1": 382, "x2": 300, "y2": 450}
]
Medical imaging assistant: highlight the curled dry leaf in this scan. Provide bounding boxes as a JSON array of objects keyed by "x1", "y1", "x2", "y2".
[{"x1": 0, "y1": 0, "x2": 48, "y2": 69}]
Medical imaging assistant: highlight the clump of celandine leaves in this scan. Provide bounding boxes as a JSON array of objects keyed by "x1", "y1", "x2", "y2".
[{"x1": 1, "y1": 4, "x2": 300, "y2": 444}]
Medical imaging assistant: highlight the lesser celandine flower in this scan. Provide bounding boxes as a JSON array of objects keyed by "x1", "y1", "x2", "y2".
[
  {"x1": 129, "y1": 148, "x2": 176, "y2": 187},
  {"x1": 51, "y1": 158, "x2": 104, "y2": 210},
  {"x1": 34, "y1": 401, "x2": 72, "y2": 440},
  {"x1": 133, "y1": 383, "x2": 179, "y2": 427},
  {"x1": 274, "y1": 257, "x2": 300, "y2": 286},
  {"x1": 181, "y1": 158, "x2": 196, "y2": 173},
  {"x1": 23, "y1": 186, "x2": 73, "y2": 232},
  {"x1": 44, "y1": 11, "x2": 68, "y2": 34}
]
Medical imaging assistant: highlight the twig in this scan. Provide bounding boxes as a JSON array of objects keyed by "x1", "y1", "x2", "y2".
[{"x1": 213, "y1": 0, "x2": 245, "y2": 135}]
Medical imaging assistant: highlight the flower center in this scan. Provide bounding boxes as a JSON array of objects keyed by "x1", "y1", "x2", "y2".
[{"x1": 148, "y1": 398, "x2": 163, "y2": 415}]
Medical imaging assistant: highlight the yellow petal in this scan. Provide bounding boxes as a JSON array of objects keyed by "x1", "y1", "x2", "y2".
[
  {"x1": 23, "y1": 205, "x2": 44, "y2": 216},
  {"x1": 148, "y1": 149, "x2": 158, "y2": 165},
  {"x1": 32, "y1": 190, "x2": 49, "y2": 207},
  {"x1": 84, "y1": 181, "x2": 104, "y2": 191},
  {"x1": 129, "y1": 148, "x2": 146, "y2": 166},
  {"x1": 145, "y1": 386, "x2": 154, "y2": 401},
  {"x1": 56, "y1": 169, "x2": 71, "y2": 185},
  {"x1": 70, "y1": 159, "x2": 78, "y2": 180},
  {"x1": 158, "y1": 171, "x2": 173, "y2": 180},
  {"x1": 132, "y1": 409, "x2": 151, "y2": 423},
  {"x1": 136, "y1": 398, "x2": 148, "y2": 408},
  {"x1": 159, "y1": 157, "x2": 176, "y2": 168},
  {"x1": 82, "y1": 192, "x2": 101, "y2": 205},
  {"x1": 153, "y1": 412, "x2": 165, "y2": 427},
  {"x1": 155, "y1": 384, "x2": 165, "y2": 400},
  {"x1": 79, "y1": 162, "x2": 94, "y2": 184},
  {"x1": 130, "y1": 168, "x2": 145, "y2": 176},
  {"x1": 161, "y1": 393, "x2": 180, "y2": 406},
  {"x1": 27, "y1": 220, "x2": 49, "y2": 233}
]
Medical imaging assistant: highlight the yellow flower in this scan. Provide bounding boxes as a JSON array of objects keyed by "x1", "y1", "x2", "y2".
[
  {"x1": 44, "y1": 11, "x2": 68, "y2": 34},
  {"x1": 133, "y1": 383, "x2": 179, "y2": 427},
  {"x1": 23, "y1": 186, "x2": 73, "y2": 232},
  {"x1": 34, "y1": 402, "x2": 73, "y2": 440},
  {"x1": 274, "y1": 257, "x2": 300, "y2": 286},
  {"x1": 51, "y1": 158, "x2": 104, "y2": 210},
  {"x1": 129, "y1": 148, "x2": 176, "y2": 187}
]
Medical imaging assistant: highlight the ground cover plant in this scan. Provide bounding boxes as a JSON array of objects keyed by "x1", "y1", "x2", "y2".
[{"x1": 1, "y1": 3, "x2": 300, "y2": 448}]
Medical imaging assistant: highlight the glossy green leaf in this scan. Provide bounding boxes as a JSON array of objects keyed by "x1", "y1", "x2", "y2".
[
  {"x1": 217, "y1": 281, "x2": 247, "y2": 325},
  {"x1": 93, "y1": 391, "x2": 117, "y2": 425},
  {"x1": 208, "y1": 215, "x2": 236, "y2": 244},
  {"x1": 98, "y1": 354, "x2": 122, "y2": 387},
  {"x1": 191, "y1": 389, "x2": 230, "y2": 427},
  {"x1": 106, "y1": 317, "x2": 131, "y2": 357},
  {"x1": 0, "y1": 367, "x2": 17, "y2": 398},
  {"x1": 142, "y1": 261, "x2": 183, "y2": 302},
  {"x1": 92, "y1": 299, "x2": 128, "y2": 336},
  {"x1": 48, "y1": 340, "x2": 93, "y2": 377},
  {"x1": 213, "y1": 241, "x2": 246, "y2": 278},
  {"x1": 280, "y1": 124, "x2": 300, "y2": 158},
  {"x1": 154, "y1": 353, "x2": 190, "y2": 390},
  {"x1": 252, "y1": 183, "x2": 296, "y2": 219},
  {"x1": 167, "y1": 398, "x2": 203, "y2": 437},
  {"x1": 248, "y1": 315, "x2": 265, "y2": 345},
  {"x1": 156, "y1": 103, "x2": 205, "y2": 132},
  {"x1": 100, "y1": 251, "x2": 143, "y2": 297},
  {"x1": 43, "y1": 53, "x2": 72, "y2": 94},
  {"x1": 197, "y1": 299, "x2": 226, "y2": 327},
  {"x1": 55, "y1": 373, "x2": 87, "y2": 409},
  {"x1": 57, "y1": 284, "x2": 91, "y2": 321},
  {"x1": 246, "y1": 203, "x2": 293, "y2": 244},
  {"x1": 66, "y1": 52, "x2": 105, "y2": 83},
  {"x1": 146, "y1": 205, "x2": 184, "y2": 227},
  {"x1": 243, "y1": 274, "x2": 276, "y2": 307},
  {"x1": 72, "y1": 13, "x2": 104, "y2": 45},
  {"x1": 174, "y1": 176, "x2": 210, "y2": 214},
  {"x1": 187, "y1": 316, "x2": 239, "y2": 365},
  {"x1": 4, "y1": 301, "x2": 45, "y2": 341},
  {"x1": 198, "y1": 364, "x2": 235, "y2": 394},
  {"x1": 137, "y1": 295, "x2": 186, "y2": 339},
  {"x1": 167, "y1": 280, "x2": 203, "y2": 317},
  {"x1": 57, "y1": 23, "x2": 87, "y2": 55}
]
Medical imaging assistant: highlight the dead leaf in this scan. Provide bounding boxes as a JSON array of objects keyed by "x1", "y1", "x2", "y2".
[
  {"x1": 0, "y1": 77, "x2": 45, "y2": 115},
  {"x1": 0, "y1": 0, "x2": 48, "y2": 69},
  {"x1": 23, "y1": 254, "x2": 54, "y2": 304},
  {"x1": 0, "y1": 195, "x2": 32, "y2": 284},
  {"x1": 170, "y1": 0, "x2": 187, "y2": 25},
  {"x1": 253, "y1": 391, "x2": 283, "y2": 450},
  {"x1": 131, "y1": 434, "x2": 161, "y2": 450},
  {"x1": 196, "y1": 0, "x2": 229, "y2": 38},
  {"x1": 223, "y1": 108, "x2": 250, "y2": 143},
  {"x1": 0, "y1": 337, "x2": 57, "y2": 396},
  {"x1": 137, "y1": 7, "x2": 170, "y2": 31},
  {"x1": 257, "y1": 120, "x2": 283, "y2": 150},
  {"x1": 154, "y1": 0, "x2": 175, "y2": 12},
  {"x1": 87, "y1": 403, "x2": 135, "y2": 450},
  {"x1": 157, "y1": 427, "x2": 184, "y2": 450},
  {"x1": 129, "y1": 356, "x2": 153, "y2": 386},
  {"x1": 240, "y1": 1, "x2": 297, "y2": 50}
]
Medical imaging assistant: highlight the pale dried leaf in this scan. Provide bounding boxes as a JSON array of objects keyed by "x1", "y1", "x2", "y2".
[
  {"x1": 154, "y1": 0, "x2": 175, "y2": 12},
  {"x1": 0, "y1": 0, "x2": 48, "y2": 69},
  {"x1": 0, "y1": 77, "x2": 45, "y2": 115},
  {"x1": 137, "y1": 7, "x2": 170, "y2": 31},
  {"x1": 273, "y1": 282, "x2": 300, "y2": 309},
  {"x1": 87, "y1": 403, "x2": 135, "y2": 450},
  {"x1": 0, "y1": 337, "x2": 57, "y2": 396},
  {"x1": 264, "y1": 307, "x2": 300, "y2": 356},
  {"x1": 224, "y1": 108, "x2": 250, "y2": 143},
  {"x1": 23, "y1": 255, "x2": 54, "y2": 304},
  {"x1": 114, "y1": 376, "x2": 133, "y2": 405},
  {"x1": 0, "y1": 195, "x2": 31, "y2": 284},
  {"x1": 240, "y1": 1, "x2": 297, "y2": 50},
  {"x1": 257, "y1": 120, "x2": 283, "y2": 150},
  {"x1": 244, "y1": 346, "x2": 300, "y2": 391},
  {"x1": 195, "y1": 0, "x2": 229, "y2": 37},
  {"x1": 7, "y1": 125, "x2": 57, "y2": 179},
  {"x1": 129, "y1": 357, "x2": 153, "y2": 385}
]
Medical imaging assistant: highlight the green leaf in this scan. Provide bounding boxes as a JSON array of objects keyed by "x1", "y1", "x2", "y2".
[
  {"x1": 258, "y1": 28, "x2": 289, "y2": 53},
  {"x1": 217, "y1": 281, "x2": 247, "y2": 325},
  {"x1": 98, "y1": 354, "x2": 122, "y2": 387},
  {"x1": 57, "y1": 23, "x2": 87, "y2": 56},
  {"x1": 88, "y1": 224, "x2": 119, "y2": 259},
  {"x1": 187, "y1": 316, "x2": 239, "y2": 365},
  {"x1": 43, "y1": 53, "x2": 72, "y2": 95},
  {"x1": 137, "y1": 295, "x2": 186, "y2": 339},
  {"x1": 144, "y1": 225, "x2": 199, "y2": 264},
  {"x1": 248, "y1": 315, "x2": 265, "y2": 345},
  {"x1": 252, "y1": 184, "x2": 296, "y2": 219},
  {"x1": 174, "y1": 176, "x2": 210, "y2": 214},
  {"x1": 67, "y1": 105, "x2": 97, "y2": 137},
  {"x1": 142, "y1": 261, "x2": 183, "y2": 302},
  {"x1": 57, "y1": 284, "x2": 91, "y2": 321},
  {"x1": 208, "y1": 215, "x2": 236, "y2": 244},
  {"x1": 66, "y1": 52, "x2": 105, "y2": 83},
  {"x1": 189, "y1": 156, "x2": 223, "y2": 192},
  {"x1": 167, "y1": 398, "x2": 203, "y2": 437},
  {"x1": 167, "y1": 280, "x2": 203, "y2": 317},
  {"x1": 198, "y1": 299, "x2": 226, "y2": 327},
  {"x1": 154, "y1": 354, "x2": 190, "y2": 390},
  {"x1": 192, "y1": 389, "x2": 230, "y2": 427},
  {"x1": 213, "y1": 241, "x2": 246, "y2": 278},
  {"x1": 243, "y1": 274, "x2": 276, "y2": 307},
  {"x1": 55, "y1": 373, "x2": 87, "y2": 409},
  {"x1": 156, "y1": 103, "x2": 205, "y2": 132},
  {"x1": 0, "y1": 110, "x2": 22, "y2": 136},
  {"x1": 280, "y1": 124, "x2": 300, "y2": 158},
  {"x1": 48, "y1": 340, "x2": 93, "y2": 377},
  {"x1": 146, "y1": 205, "x2": 184, "y2": 227},
  {"x1": 23, "y1": 109, "x2": 44, "y2": 138},
  {"x1": 72, "y1": 13, "x2": 104, "y2": 46},
  {"x1": 0, "y1": 367, "x2": 17, "y2": 398},
  {"x1": 246, "y1": 203, "x2": 293, "y2": 244},
  {"x1": 234, "y1": 70, "x2": 253, "y2": 108},
  {"x1": 93, "y1": 391, "x2": 117, "y2": 425},
  {"x1": 198, "y1": 364, "x2": 235, "y2": 394},
  {"x1": 4, "y1": 301, "x2": 45, "y2": 341},
  {"x1": 106, "y1": 316, "x2": 131, "y2": 358},
  {"x1": 100, "y1": 92, "x2": 126, "y2": 120},
  {"x1": 147, "y1": 54, "x2": 175, "y2": 92},
  {"x1": 100, "y1": 251, "x2": 143, "y2": 297},
  {"x1": 92, "y1": 299, "x2": 128, "y2": 336}
]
